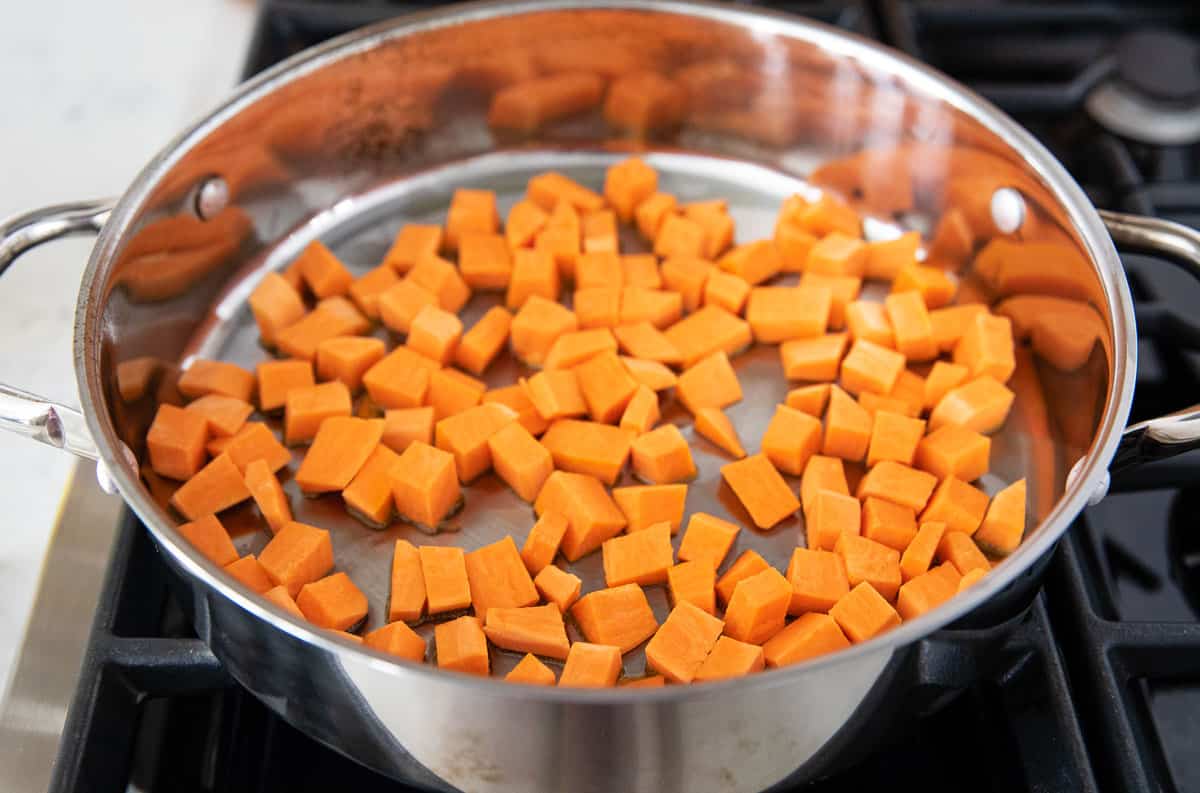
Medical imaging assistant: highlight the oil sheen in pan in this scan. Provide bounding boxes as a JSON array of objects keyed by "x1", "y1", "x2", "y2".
[{"x1": 182, "y1": 150, "x2": 1026, "y2": 679}]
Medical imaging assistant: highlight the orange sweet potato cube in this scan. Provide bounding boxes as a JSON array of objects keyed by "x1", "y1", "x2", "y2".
[
  {"x1": 923, "y1": 361, "x2": 970, "y2": 410},
  {"x1": 862, "y1": 496, "x2": 918, "y2": 551},
  {"x1": 780, "y1": 333, "x2": 849, "y2": 382},
  {"x1": 622, "y1": 254, "x2": 662, "y2": 290},
  {"x1": 388, "y1": 539, "x2": 426, "y2": 622},
  {"x1": 522, "y1": 369, "x2": 587, "y2": 422},
  {"x1": 654, "y1": 214, "x2": 706, "y2": 259},
  {"x1": 178, "y1": 513, "x2": 239, "y2": 567},
  {"x1": 347, "y1": 265, "x2": 400, "y2": 319},
  {"x1": 845, "y1": 301, "x2": 895, "y2": 349},
  {"x1": 284, "y1": 380, "x2": 352, "y2": 445},
  {"x1": 426, "y1": 368, "x2": 486, "y2": 422},
  {"x1": 835, "y1": 534, "x2": 902, "y2": 601},
  {"x1": 806, "y1": 232, "x2": 866, "y2": 277},
  {"x1": 392, "y1": 441, "x2": 461, "y2": 529},
  {"x1": 645, "y1": 601, "x2": 725, "y2": 684},
  {"x1": 249, "y1": 272, "x2": 306, "y2": 347},
  {"x1": 540, "y1": 419, "x2": 634, "y2": 486},
  {"x1": 510, "y1": 295, "x2": 577, "y2": 367},
  {"x1": 225, "y1": 555, "x2": 273, "y2": 593},
  {"x1": 522, "y1": 510, "x2": 569, "y2": 575},
  {"x1": 822, "y1": 385, "x2": 872, "y2": 462},
  {"x1": 244, "y1": 459, "x2": 292, "y2": 533},
  {"x1": 602, "y1": 522, "x2": 675, "y2": 587},
  {"x1": 974, "y1": 479, "x2": 1026, "y2": 556},
  {"x1": 275, "y1": 298, "x2": 369, "y2": 362},
  {"x1": 544, "y1": 328, "x2": 618, "y2": 371},
  {"x1": 405, "y1": 304, "x2": 462, "y2": 365},
  {"x1": 677, "y1": 512, "x2": 740, "y2": 569},
  {"x1": 506, "y1": 248, "x2": 560, "y2": 310},
  {"x1": 435, "y1": 402, "x2": 517, "y2": 483},
  {"x1": 786, "y1": 383, "x2": 831, "y2": 417},
  {"x1": 719, "y1": 240, "x2": 781, "y2": 286},
  {"x1": 761, "y1": 404, "x2": 823, "y2": 477},
  {"x1": 892, "y1": 263, "x2": 957, "y2": 308},
  {"x1": 570, "y1": 583, "x2": 657, "y2": 652},
  {"x1": 574, "y1": 350, "x2": 639, "y2": 424},
  {"x1": 929, "y1": 376, "x2": 1015, "y2": 434},
  {"x1": 342, "y1": 443, "x2": 402, "y2": 526},
  {"x1": 866, "y1": 410, "x2": 925, "y2": 468},
  {"x1": 746, "y1": 285, "x2": 832, "y2": 343},
  {"x1": 435, "y1": 616, "x2": 489, "y2": 676},
  {"x1": 786, "y1": 547, "x2": 850, "y2": 615},
  {"x1": 611, "y1": 484, "x2": 688, "y2": 534},
  {"x1": 258, "y1": 520, "x2": 334, "y2": 596},
  {"x1": 864, "y1": 231, "x2": 919, "y2": 281},
  {"x1": 465, "y1": 535, "x2": 539, "y2": 616},
  {"x1": 558, "y1": 642, "x2": 622, "y2": 688},
  {"x1": 362, "y1": 346, "x2": 439, "y2": 411},
  {"x1": 635, "y1": 192, "x2": 678, "y2": 240},
  {"x1": 896, "y1": 562, "x2": 961, "y2": 620},
  {"x1": 483, "y1": 384, "x2": 549, "y2": 436},
  {"x1": 505, "y1": 200, "x2": 548, "y2": 249},
  {"x1": 444, "y1": 188, "x2": 498, "y2": 253},
  {"x1": 800, "y1": 455, "x2": 849, "y2": 516},
  {"x1": 256, "y1": 359, "x2": 314, "y2": 414},
  {"x1": 378, "y1": 279, "x2": 438, "y2": 335},
  {"x1": 364, "y1": 621, "x2": 427, "y2": 663},
  {"x1": 723, "y1": 567, "x2": 791, "y2": 645},
  {"x1": 381, "y1": 406, "x2": 434, "y2": 455},
  {"x1": 534, "y1": 471, "x2": 627, "y2": 561},
  {"x1": 930, "y1": 304, "x2": 988, "y2": 352},
  {"x1": 169, "y1": 453, "x2": 252, "y2": 520},
  {"x1": 619, "y1": 384, "x2": 660, "y2": 435},
  {"x1": 294, "y1": 416, "x2": 385, "y2": 494},
  {"x1": 763, "y1": 612, "x2": 850, "y2": 667},
  {"x1": 668, "y1": 560, "x2": 717, "y2": 615},
  {"x1": 315, "y1": 336, "x2": 386, "y2": 392},
  {"x1": 420, "y1": 545, "x2": 472, "y2": 615},
  {"x1": 179, "y1": 359, "x2": 256, "y2": 403},
  {"x1": 631, "y1": 424, "x2": 696, "y2": 484},
  {"x1": 664, "y1": 305, "x2": 752, "y2": 368},
  {"x1": 295, "y1": 240, "x2": 353, "y2": 299},
  {"x1": 660, "y1": 255, "x2": 712, "y2": 313},
  {"x1": 527, "y1": 171, "x2": 605, "y2": 213},
  {"x1": 383, "y1": 224, "x2": 442, "y2": 273},
  {"x1": 693, "y1": 406, "x2": 746, "y2": 459},
  {"x1": 297, "y1": 572, "x2": 369, "y2": 631},
  {"x1": 484, "y1": 604, "x2": 570, "y2": 660},
  {"x1": 799, "y1": 272, "x2": 861, "y2": 330},
  {"x1": 937, "y1": 531, "x2": 990, "y2": 575},
  {"x1": 408, "y1": 253, "x2": 471, "y2": 314},
  {"x1": 829, "y1": 582, "x2": 902, "y2": 643},
  {"x1": 857, "y1": 460, "x2": 938, "y2": 513},
  {"x1": 953, "y1": 312, "x2": 1016, "y2": 383},
  {"x1": 885, "y1": 290, "x2": 937, "y2": 362},
  {"x1": 915, "y1": 424, "x2": 991, "y2": 482},
  {"x1": 573, "y1": 287, "x2": 621, "y2": 329},
  {"x1": 221, "y1": 422, "x2": 292, "y2": 474},
  {"x1": 806, "y1": 488, "x2": 861, "y2": 552},
  {"x1": 533, "y1": 564, "x2": 582, "y2": 613},
  {"x1": 612, "y1": 321, "x2": 682, "y2": 365},
  {"x1": 622, "y1": 356, "x2": 678, "y2": 392},
  {"x1": 147, "y1": 403, "x2": 209, "y2": 481},
  {"x1": 715, "y1": 549, "x2": 769, "y2": 606},
  {"x1": 921, "y1": 476, "x2": 990, "y2": 535},
  {"x1": 899, "y1": 521, "x2": 947, "y2": 582},
  {"x1": 604, "y1": 157, "x2": 658, "y2": 222},
  {"x1": 840, "y1": 339, "x2": 905, "y2": 396},
  {"x1": 621, "y1": 287, "x2": 683, "y2": 329},
  {"x1": 704, "y1": 270, "x2": 751, "y2": 315},
  {"x1": 458, "y1": 232, "x2": 512, "y2": 290},
  {"x1": 721, "y1": 453, "x2": 801, "y2": 530}
]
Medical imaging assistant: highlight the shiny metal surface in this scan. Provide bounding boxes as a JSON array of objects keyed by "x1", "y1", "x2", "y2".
[
  {"x1": 8, "y1": 0, "x2": 1200, "y2": 789},
  {"x1": 1085, "y1": 80, "x2": 1200, "y2": 147},
  {"x1": 0, "y1": 463, "x2": 123, "y2": 793},
  {"x1": 0, "y1": 199, "x2": 112, "y2": 271}
]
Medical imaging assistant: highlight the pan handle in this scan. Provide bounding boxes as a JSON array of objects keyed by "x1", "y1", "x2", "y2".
[
  {"x1": 1100, "y1": 210, "x2": 1200, "y2": 472},
  {"x1": 0, "y1": 201, "x2": 115, "y2": 474}
]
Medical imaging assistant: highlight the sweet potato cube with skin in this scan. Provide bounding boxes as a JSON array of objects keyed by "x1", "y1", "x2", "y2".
[
  {"x1": 605, "y1": 158, "x2": 658, "y2": 222},
  {"x1": 381, "y1": 407, "x2": 434, "y2": 455},
  {"x1": 297, "y1": 572, "x2": 369, "y2": 632},
  {"x1": 786, "y1": 548, "x2": 850, "y2": 615},
  {"x1": 645, "y1": 601, "x2": 725, "y2": 684},
  {"x1": 506, "y1": 248, "x2": 560, "y2": 310},
  {"x1": 612, "y1": 484, "x2": 688, "y2": 534},
  {"x1": 389, "y1": 540, "x2": 426, "y2": 622},
  {"x1": 660, "y1": 255, "x2": 712, "y2": 313},
  {"x1": 263, "y1": 586, "x2": 304, "y2": 619},
  {"x1": 668, "y1": 561, "x2": 717, "y2": 615},
  {"x1": 719, "y1": 241, "x2": 782, "y2": 286},
  {"x1": 484, "y1": 385, "x2": 549, "y2": 436},
  {"x1": 315, "y1": 337, "x2": 386, "y2": 393},
  {"x1": 678, "y1": 512, "x2": 740, "y2": 569},
  {"x1": 621, "y1": 357, "x2": 677, "y2": 393},
  {"x1": 746, "y1": 285, "x2": 832, "y2": 344},
  {"x1": 762, "y1": 404, "x2": 823, "y2": 477},
  {"x1": 522, "y1": 511, "x2": 569, "y2": 575},
  {"x1": 799, "y1": 272, "x2": 861, "y2": 330},
  {"x1": 510, "y1": 295, "x2": 577, "y2": 367},
  {"x1": 485, "y1": 604, "x2": 570, "y2": 660},
  {"x1": 377, "y1": 279, "x2": 438, "y2": 335},
  {"x1": 225, "y1": 555, "x2": 273, "y2": 594},
  {"x1": 845, "y1": 301, "x2": 895, "y2": 349},
  {"x1": 763, "y1": 612, "x2": 850, "y2": 667},
  {"x1": 458, "y1": 232, "x2": 512, "y2": 290},
  {"x1": 295, "y1": 240, "x2": 353, "y2": 299},
  {"x1": 392, "y1": 441, "x2": 461, "y2": 529},
  {"x1": 865, "y1": 231, "x2": 919, "y2": 281},
  {"x1": 835, "y1": 534, "x2": 902, "y2": 601},
  {"x1": 383, "y1": 224, "x2": 442, "y2": 273},
  {"x1": 543, "y1": 328, "x2": 618, "y2": 371},
  {"x1": 806, "y1": 488, "x2": 861, "y2": 552},
  {"x1": 527, "y1": 171, "x2": 604, "y2": 213},
  {"x1": 365, "y1": 621, "x2": 427, "y2": 663},
  {"x1": 693, "y1": 407, "x2": 746, "y2": 459},
  {"x1": 348, "y1": 265, "x2": 400, "y2": 320},
  {"x1": 954, "y1": 313, "x2": 1016, "y2": 383},
  {"x1": 559, "y1": 643, "x2": 622, "y2": 688},
  {"x1": 506, "y1": 200, "x2": 548, "y2": 249},
  {"x1": 800, "y1": 455, "x2": 849, "y2": 516},
  {"x1": 570, "y1": 583, "x2": 658, "y2": 652},
  {"x1": 147, "y1": 404, "x2": 209, "y2": 481},
  {"x1": 540, "y1": 419, "x2": 634, "y2": 486},
  {"x1": 780, "y1": 333, "x2": 849, "y2": 382},
  {"x1": 612, "y1": 322, "x2": 682, "y2": 365},
  {"x1": 830, "y1": 582, "x2": 902, "y2": 643},
  {"x1": 654, "y1": 214, "x2": 706, "y2": 259},
  {"x1": 840, "y1": 339, "x2": 905, "y2": 397},
  {"x1": 636, "y1": 192, "x2": 677, "y2": 240},
  {"x1": 938, "y1": 531, "x2": 990, "y2": 576},
  {"x1": 487, "y1": 422, "x2": 553, "y2": 502},
  {"x1": 406, "y1": 305, "x2": 463, "y2": 365},
  {"x1": 822, "y1": 385, "x2": 872, "y2": 462},
  {"x1": 576, "y1": 251, "x2": 622, "y2": 288},
  {"x1": 522, "y1": 369, "x2": 587, "y2": 422},
  {"x1": 221, "y1": 422, "x2": 291, "y2": 474},
  {"x1": 785, "y1": 384, "x2": 831, "y2": 418},
  {"x1": 602, "y1": 522, "x2": 675, "y2": 587},
  {"x1": 444, "y1": 189, "x2": 498, "y2": 253},
  {"x1": 892, "y1": 263, "x2": 957, "y2": 309},
  {"x1": 900, "y1": 521, "x2": 947, "y2": 582},
  {"x1": 435, "y1": 616, "x2": 489, "y2": 676},
  {"x1": 974, "y1": 479, "x2": 1027, "y2": 555},
  {"x1": 721, "y1": 454, "x2": 801, "y2": 530},
  {"x1": 715, "y1": 550, "x2": 770, "y2": 606},
  {"x1": 862, "y1": 496, "x2": 919, "y2": 551},
  {"x1": 703, "y1": 269, "x2": 751, "y2": 316},
  {"x1": 622, "y1": 254, "x2": 662, "y2": 290},
  {"x1": 866, "y1": 411, "x2": 925, "y2": 468},
  {"x1": 258, "y1": 521, "x2": 334, "y2": 597},
  {"x1": 806, "y1": 232, "x2": 867, "y2": 277},
  {"x1": 419, "y1": 545, "x2": 471, "y2": 614},
  {"x1": 407, "y1": 253, "x2": 471, "y2": 314},
  {"x1": 178, "y1": 514, "x2": 239, "y2": 567},
  {"x1": 534, "y1": 471, "x2": 627, "y2": 561},
  {"x1": 256, "y1": 360, "x2": 314, "y2": 414},
  {"x1": 858, "y1": 461, "x2": 938, "y2": 513},
  {"x1": 915, "y1": 424, "x2": 991, "y2": 482},
  {"x1": 921, "y1": 476, "x2": 990, "y2": 535},
  {"x1": 435, "y1": 402, "x2": 517, "y2": 483},
  {"x1": 885, "y1": 291, "x2": 938, "y2": 362},
  {"x1": 179, "y1": 360, "x2": 256, "y2": 404},
  {"x1": 896, "y1": 562, "x2": 962, "y2": 620},
  {"x1": 619, "y1": 384, "x2": 660, "y2": 435},
  {"x1": 465, "y1": 535, "x2": 539, "y2": 616},
  {"x1": 329, "y1": 431, "x2": 399, "y2": 524},
  {"x1": 244, "y1": 459, "x2": 292, "y2": 533},
  {"x1": 631, "y1": 424, "x2": 696, "y2": 485},
  {"x1": 169, "y1": 454, "x2": 252, "y2": 520},
  {"x1": 929, "y1": 376, "x2": 1015, "y2": 434},
  {"x1": 723, "y1": 567, "x2": 791, "y2": 645},
  {"x1": 621, "y1": 287, "x2": 683, "y2": 329},
  {"x1": 249, "y1": 273, "x2": 306, "y2": 347},
  {"x1": 534, "y1": 564, "x2": 582, "y2": 613},
  {"x1": 284, "y1": 380, "x2": 352, "y2": 445},
  {"x1": 573, "y1": 350, "x2": 639, "y2": 424}
]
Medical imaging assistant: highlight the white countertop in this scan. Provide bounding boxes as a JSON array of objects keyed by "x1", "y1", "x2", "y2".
[{"x1": 0, "y1": 0, "x2": 255, "y2": 690}]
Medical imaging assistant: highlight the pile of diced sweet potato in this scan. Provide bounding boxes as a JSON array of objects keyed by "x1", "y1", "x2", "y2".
[{"x1": 143, "y1": 157, "x2": 1026, "y2": 687}]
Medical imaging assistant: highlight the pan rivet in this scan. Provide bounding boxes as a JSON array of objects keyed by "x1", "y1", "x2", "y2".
[
  {"x1": 990, "y1": 187, "x2": 1026, "y2": 235},
  {"x1": 195, "y1": 177, "x2": 229, "y2": 220}
]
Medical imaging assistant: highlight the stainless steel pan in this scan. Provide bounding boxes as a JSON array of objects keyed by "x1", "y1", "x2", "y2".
[{"x1": 4, "y1": 2, "x2": 1200, "y2": 791}]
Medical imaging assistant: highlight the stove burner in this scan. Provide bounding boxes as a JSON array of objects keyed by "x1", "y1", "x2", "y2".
[{"x1": 1086, "y1": 30, "x2": 1200, "y2": 146}]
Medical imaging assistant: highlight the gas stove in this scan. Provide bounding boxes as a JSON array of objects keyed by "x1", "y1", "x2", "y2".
[{"x1": 6, "y1": 2, "x2": 1200, "y2": 791}]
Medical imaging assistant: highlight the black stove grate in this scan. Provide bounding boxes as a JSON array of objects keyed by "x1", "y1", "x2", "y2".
[{"x1": 47, "y1": 2, "x2": 1200, "y2": 791}]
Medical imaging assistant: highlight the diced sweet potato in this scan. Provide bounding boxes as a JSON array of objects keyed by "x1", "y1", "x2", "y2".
[
  {"x1": 622, "y1": 254, "x2": 662, "y2": 289},
  {"x1": 383, "y1": 225, "x2": 442, "y2": 273},
  {"x1": 785, "y1": 547, "x2": 850, "y2": 614},
  {"x1": 953, "y1": 312, "x2": 1016, "y2": 382},
  {"x1": 693, "y1": 407, "x2": 745, "y2": 459},
  {"x1": 169, "y1": 453, "x2": 252, "y2": 520},
  {"x1": 806, "y1": 488, "x2": 861, "y2": 552},
  {"x1": 723, "y1": 566, "x2": 791, "y2": 645},
  {"x1": 936, "y1": 531, "x2": 990, "y2": 576},
  {"x1": 604, "y1": 158, "x2": 658, "y2": 222},
  {"x1": 147, "y1": 403, "x2": 209, "y2": 481},
  {"x1": 620, "y1": 287, "x2": 683, "y2": 329},
  {"x1": 921, "y1": 476, "x2": 990, "y2": 535},
  {"x1": 315, "y1": 337, "x2": 386, "y2": 393},
  {"x1": 899, "y1": 521, "x2": 947, "y2": 582},
  {"x1": 930, "y1": 304, "x2": 988, "y2": 353},
  {"x1": 612, "y1": 322, "x2": 681, "y2": 365},
  {"x1": 914, "y1": 424, "x2": 990, "y2": 482},
  {"x1": 621, "y1": 356, "x2": 677, "y2": 392},
  {"x1": 885, "y1": 291, "x2": 938, "y2": 362},
  {"x1": 573, "y1": 350, "x2": 639, "y2": 424},
  {"x1": 405, "y1": 304, "x2": 462, "y2": 365},
  {"x1": 381, "y1": 406, "x2": 434, "y2": 455},
  {"x1": 364, "y1": 621, "x2": 427, "y2": 663},
  {"x1": 559, "y1": 642, "x2": 622, "y2": 688},
  {"x1": 861, "y1": 496, "x2": 918, "y2": 551},
  {"x1": 465, "y1": 535, "x2": 539, "y2": 616},
  {"x1": 225, "y1": 555, "x2": 273, "y2": 593},
  {"x1": 631, "y1": 424, "x2": 696, "y2": 484},
  {"x1": 487, "y1": 422, "x2": 553, "y2": 502},
  {"x1": 256, "y1": 360, "x2": 314, "y2": 414},
  {"x1": 786, "y1": 384, "x2": 831, "y2": 418},
  {"x1": 178, "y1": 513, "x2": 239, "y2": 567},
  {"x1": 392, "y1": 441, "x2": 462, "y2": 529},
  {"x1": 250, "y1": 273, "x2": 306, "y2": 347},
  {"x1": 571, "y1": 583, "x2": 658, "y2": 652},
  {"x1": 348, "y1": 265, "x2": 400, "y2": 320},
  {"x1": 830, "y1": 582, "x2": 902, "y2": 643},
  {"x1": 526, "y1": 171, "x2": 606, "y2": 213},
  {"x1": 958, "y1": 567, "x2": 987, "y2": 592},
  {"x1": 779, "y1": 333, "x2": 849, "y2": 382},
  {"x1": 660, "y1": 255, "x2": 712, "y2": 313},
  {"x1": 540, "y1": 419, "x2": 634, "y2": 486},
  {"x1": 664, "y1": 306, "x2": 752, "y2": 368},
  {"x1": 619, "y1": 384, "x2": 660, "y2": 435},
  {"x1": 294, "y1": 241, "x2": 353, "y2": 299},
  {"x1": 297, "y1": 572, "x2": 368, "y2": 631},
  {"x1": 179, "y1": 359, "x2": 256, "y2": 404},
  {"x1": 444, "y1": 188, "x2": 499, "y2": 253},
  {"x1": 408, "y1": 253, "x2": 472, "y2": 313},
  {"x1": 485, "y1": 604, "x2": 570, "y2": 660},
  {"x1": 693, "y1": 635, "x2": 763, "y2": 681},
  {"x1": 929, "y1": 376, "x2": 1015, "y2": 434},
  {"x1": 506, "y1": 200, "x2": 548, "y2": 250},
  {"x1": 835, "y1": 534, "x2": 902, "y2": 601},
  {"x1": 435, "y1": 402, "x2": 518, "y2": 483},
  {"x1": 294, "y1": 416, "x2": 384, "y2": 494},
  {"x1": 342, "y1": 443, "x2": 402, "y2": 526},
  {"x1": 459, "y1": 232, "x2": 512, "y2": 290},
  {"x1": 244, "y1": 459, "x2": 292, "y2": 533},
  {"x1": 573, "y1": 287, "x2": 620, "y2": 328},
  {"x1": 864, "y1": 231, "x2": 919, "y2": 281},
  {"x1": 483, "y1": 385, "x2": 549, "y2": 436},
  {"x1": 892, "y1": 263, "x2": 957, "y2": 309},
  {"x1": 522, "y1": 369, "x2": 588, "y2": 423},
  {"x1": 635, "y1": 192, "x2": 677, "y2": 240},
  {"x1": 763, "y1": 612, "x2": 850, "y2": 667},
  {"x1": 721, "y1": 453, "x2": 800, "y2": 530},
  {"x1": 923, "y1": 361, "x2": 970, "y2": 410},
  {"x1": 603, "y1": 522, "x2": 675, "y2": 587},
  {"x1": 713, "y1": 550, "x2": 768, "y2": 606},
  {"x1": 611, "y1": 484, "x2": 688, "y2": 534},
  {"x1": 799, "y1": 272, "x2": 862, "y2": 330},
  {"x1": 866, "y1": 410, "x2": 925, "y2": 468},
  {"x1": 974, "y1": 479, "x2": 1026, "y2": 555},
  {"x1": 263, "y1": 585, "x2": 304, "y2": 619},
  {"x1": 534, "y1": 471, "x2": 627, "y2": 561},
  {"x1": 822, "y1": 385, "x2": 872, "y2": 462},
  {"x1": 284, "y1": 380, "x2": 352, "y2": 445},
  {"x1": 896, "y1": 562, "x2": 961, "y2": 620},
  {"x1": 420, "y1": 545, "x2": 472, "y2": 614},
  {"x1": 746, "y1": 285, "x2": 832, "y2": 343},
  {"x1": 806, "y1": 232, "x2": 866, "y2": 277},
  {"x1": 389, "y1": 539, "x2": 426, "y2": 622},
  {"x1": 276, "y1": 298, "x2": 369, "y2": 361},
  {"x1": 845, "y1": 301, "x2": 895, "y2": 349},
  {"x1": 258, "y1": 521, "x2": 334, "y2": 596},
  {"x1": 435, "y1": 616, "x2": 489, "y2": 676},
  {"x1": 511, "y1": 295, "x2": 577, "y2": 367},
  {"x1": 522, "y1": 511, "x2": 569, "y2": 575},
  {"x1": 668, "y1": 561, "x2": 717, "y2": 615},
  {"x1": 645, "y1": 601, "x2": 725, "y2": 684},
  {"x1": 543, "y1": 328, "x2": 617, "y2": 371},
  {"x1": 800, "y1": 455, "x2": 849, "y2": 516},
  {"x1": 426, "y1": 368, "x2": 486, "y2": 422},
  {"x1": 761, "y1": 404, "x2": 823, "y2": 477},
  {"x1": 507, "y1": 248, "x2": 560, "y2": 311},
  {"x1": 840, "y1": 339, "x2": 905, "y2": 397},
  {"x1": 534, "y1": 563, "x2": 582, "y2": 613},
  {"x1": 221, "y1": 422, "x2": 292, "y2": 474},
  {"x1": 576, "y1": 251, "x2": 622, "y2": 289}
]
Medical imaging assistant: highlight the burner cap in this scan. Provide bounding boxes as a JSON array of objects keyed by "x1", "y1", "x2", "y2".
[{"x1": 1086, "y1": 29, "x2": 1200, "y2": 146}]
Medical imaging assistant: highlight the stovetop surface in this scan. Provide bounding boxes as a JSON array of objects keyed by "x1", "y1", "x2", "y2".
[{"x1": 46, "y1": 2, "x2": 1200, "y2": 791}]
